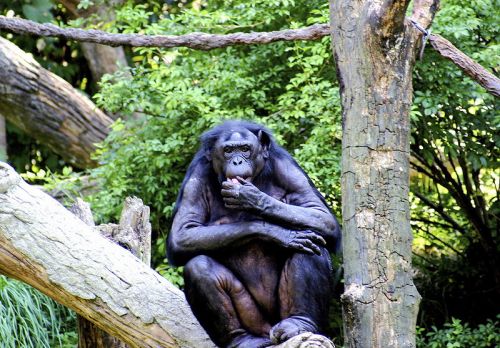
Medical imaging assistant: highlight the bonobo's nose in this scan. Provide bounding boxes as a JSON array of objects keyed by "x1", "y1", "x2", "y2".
[{"x1": 232, "y1": 156, "x2": 243, "y2": 166}]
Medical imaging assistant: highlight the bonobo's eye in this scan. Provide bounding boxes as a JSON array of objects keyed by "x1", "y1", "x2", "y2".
[
  {"x1": 241, "y1": 145, "x2": 251, "y2": 152},
  {"x1": 224, "y1": 146, "x2": 233, "y2": 154}
]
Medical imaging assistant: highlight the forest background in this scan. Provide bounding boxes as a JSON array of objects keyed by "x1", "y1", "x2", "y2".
[{"x1": 0, "y1": 0, "x2": 498, "y2": 347}]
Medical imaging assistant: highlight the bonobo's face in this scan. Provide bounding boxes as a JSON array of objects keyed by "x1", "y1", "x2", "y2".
[{"x1": 211, "y1": 129, "x2": 268, "y2": 183}]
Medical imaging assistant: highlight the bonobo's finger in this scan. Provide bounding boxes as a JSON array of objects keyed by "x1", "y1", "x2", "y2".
[
  {"x1": 223, "y1": 197, "x2": 239, "y2": 205},
  {"x1": 224, "y1": 203, "x2": 241, "y2": 209},
  {"x1": 236, "y1": 176, "x2": 252, "y2": 185},
  {"x1": 289, "y1": 242, "x2": 315, "y2": 255},
  {"x1": 295, "y1": 233, "x2": 325, "y2": 247},
  {"x1": 221, "y1": 181, "x2": 236, "y2": 190},
  {"x1": 221, "y1": 189, "x2": 238, "y2": 198},
  {"x1": 296, "y1": 238, "x2": 322, "y2": 255},
  {"x1": 309, "y1": 242, "x2": 322, "y2": 255},
  {"x1": 304, "y1": 231, "x2": 327, "y2": 246}
]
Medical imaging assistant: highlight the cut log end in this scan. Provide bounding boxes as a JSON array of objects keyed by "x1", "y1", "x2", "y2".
[{"x1": 0, "y1": 162, "x2": 20, "y2": 193}]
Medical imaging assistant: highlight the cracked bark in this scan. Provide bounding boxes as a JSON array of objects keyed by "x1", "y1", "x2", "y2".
[
  {"x1": 330, "y1": 0, "x2": 437, "y2": 346},
  {"x1": 0, "y1": 161, "x2": 215, "y2": 348},
  {"x1": 0, "y1": 114, "x2": 6, "y2": 161}
]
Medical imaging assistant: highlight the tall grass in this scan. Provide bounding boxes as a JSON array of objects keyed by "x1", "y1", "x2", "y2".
[{"x1": 0, "y1": 275, "x2": 77, "y2": 348}]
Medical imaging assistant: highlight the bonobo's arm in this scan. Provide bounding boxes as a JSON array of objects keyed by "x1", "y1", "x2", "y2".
[
  {"x1": 221, "y1": 158, "x2": 339, "y2": 242},
  {"x1": 167, "y1": 175, "x2": 326, "y2": 266}
]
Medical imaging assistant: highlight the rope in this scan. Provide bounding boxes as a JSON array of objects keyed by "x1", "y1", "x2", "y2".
[{"x1": 410, "y1": 19, "x2": 432, "y2": 60}]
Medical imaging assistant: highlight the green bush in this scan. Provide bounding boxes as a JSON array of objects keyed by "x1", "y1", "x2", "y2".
[
  {"x1": 0, "y1": 276, "x2": 77, "y2": 348},
  {"x1": 417, "y1": 316, "x2": 500, "y2": 348}
]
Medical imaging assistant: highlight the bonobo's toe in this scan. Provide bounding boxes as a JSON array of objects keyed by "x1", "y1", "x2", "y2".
[
  {"x1": 269, "y1": 316, "x2": 318, "y2": 344},
  {"x1": 227, "y1": 332, "x2": 273, "y2": 348}
]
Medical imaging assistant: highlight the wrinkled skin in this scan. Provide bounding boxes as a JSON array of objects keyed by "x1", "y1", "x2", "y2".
[{"x1": 168, "y1": 121, "x2": 340, "y2": 348}]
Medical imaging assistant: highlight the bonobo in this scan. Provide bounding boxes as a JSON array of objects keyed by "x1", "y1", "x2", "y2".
[{"x1": 168, "y1": 121, "x2": 340, "y2": 348}]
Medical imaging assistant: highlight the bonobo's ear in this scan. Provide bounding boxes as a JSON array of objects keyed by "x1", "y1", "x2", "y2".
[{"x1": 258, "y1": 129, "x2": 271, "y2": 159}]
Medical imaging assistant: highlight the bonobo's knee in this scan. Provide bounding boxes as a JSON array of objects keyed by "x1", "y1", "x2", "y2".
[
  {"x1": 184, "y1": 255, "x2": 239, "y2": 292},
  {"x1": 184, "y1": 255, "x2": 213, "y2": 278}
]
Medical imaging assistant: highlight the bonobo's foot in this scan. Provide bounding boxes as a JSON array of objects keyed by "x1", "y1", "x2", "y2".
[
  {"x1": 227, "y1": 331, "x2": 273, "y2": 348},
  {"x1": 270, "y1": 316, "x2": 318, "y2": 344}
]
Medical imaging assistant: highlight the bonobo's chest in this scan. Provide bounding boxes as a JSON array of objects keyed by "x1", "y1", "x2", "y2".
[{"x1": 207, "y1": 182, "x2": 287, "y2": 224}]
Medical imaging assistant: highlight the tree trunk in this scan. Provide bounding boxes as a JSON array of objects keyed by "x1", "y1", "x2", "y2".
[
  {"x1": 59, "y1": 0, "x2": 129, "y2": 85},
  {"x1": 0, "y1": 37, "x2": 112, "y2": 168},
  {"x1": 80, "y1": 42, "x2": 129, "y2": 83},
  {"x1": 330, "y1": 1, "x2": 437, "y2": 346},
  {"x1": 0, "y1": 161, "x2": 214, "y2": 348}
]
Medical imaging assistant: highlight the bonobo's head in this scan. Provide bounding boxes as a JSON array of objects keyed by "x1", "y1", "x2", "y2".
[{"x1": 202, "y1": 122, "x2": 271, "y2": 183}]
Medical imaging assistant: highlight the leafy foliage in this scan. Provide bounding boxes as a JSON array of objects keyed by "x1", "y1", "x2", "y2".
[{"x1": 416, "y1": 316, "x2": 500, "y2": 348}]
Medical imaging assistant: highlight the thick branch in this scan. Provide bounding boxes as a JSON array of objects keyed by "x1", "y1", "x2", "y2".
[
  {"x1": 0, "y1": 162, "x2": 214, "y2": 348},
  {"x1": 378, "y1": 0, "x2": 411, "y2": 38},
  {"x1": 410, "y1": 0, "x2": 440, "y2": 29},
  {"x1": 0, "y1": 16, "x2": 330, "y2": 50},
  {"x1": 429, "y1": 33, "x2": 500, "y2": 97},
  {"x1": 0, "y1": 37, "x2": 112, "y2": 168}
]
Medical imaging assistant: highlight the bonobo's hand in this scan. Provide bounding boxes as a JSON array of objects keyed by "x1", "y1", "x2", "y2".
[
  {"x1": 221, "y1": 177, "x2": 266, "y2": 211},
  {"x1": 269, "y1": 227, "x2": 326, "y2": 255}
]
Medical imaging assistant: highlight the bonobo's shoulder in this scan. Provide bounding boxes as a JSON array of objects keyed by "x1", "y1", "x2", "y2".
[
  {"x1": 182, "y1": 163, "x2": 211, "y2": 193},
  {"x1": 271, "y1": 152, "x2": 309, "y2": 190}
]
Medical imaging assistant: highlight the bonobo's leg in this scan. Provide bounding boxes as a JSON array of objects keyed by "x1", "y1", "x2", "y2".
[
  {"x1": 184, "y1": 255, "x2": 273, "y2": 348},
  {"x1": 271, "y1": 248, "x2": 333, "y2": 344}
]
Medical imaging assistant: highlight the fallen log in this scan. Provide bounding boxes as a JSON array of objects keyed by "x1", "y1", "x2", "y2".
[
  {"x1": 0, "y1": 161, "x2": 214, "y2": 348},
  {"x1": 0, "y1": 37, "x2": 113, "y2": 168}
]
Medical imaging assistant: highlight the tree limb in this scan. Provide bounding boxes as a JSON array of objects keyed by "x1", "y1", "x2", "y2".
[
  {"x1": 429, "y1": 33, "x2": 500, "y2": 97},
  {"x1": 411, "y1": 223, "x2": 464, "y2": 256},
  {"x1": 410, "y1": 0, "x2": 440, "y2": 29},
  {"x1": 0, "y1": 37, "x2": 112, "y2": 168},
  {"x1": 0, "y1": 162, "x2": 215, "y2": 348}
]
